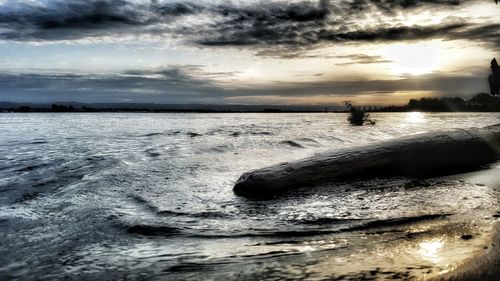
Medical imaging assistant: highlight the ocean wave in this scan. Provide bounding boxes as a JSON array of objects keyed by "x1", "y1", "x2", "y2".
[
  {"x1": 231, "y1": 131, "x2": 273, "y2": 137},
  {"x1": 297, "y1": 137, "x2": 319, "y2": 143},
  {"x1": 128, "y1": 194, "x2": 231, "y2": 219},
  {"x1": 122, "y1": 213, "x2": 453, "y2": 240},
  {"x1": 1, "y1": 155, "x2": 121, "y2": 205},
  {"x1": 280, "y1": 140, "x2": 304, "y2": 148},
  {"x1": 142, "y1": 132, "x2": 164, "y2": 137},
  {"x1": 347, "y1": 213, "x2": 452, "y2": 232},
  {"x1": 127, "y1": 225, "x2": 183, "y2": 237},
  {"x1": 145, "y1": 148, "x2": 161, "y2": 157},
  {"x1": 251, "y1": 131, "x2": 272, "y2": 135},
  {"x1": 15, "y1": 163, "x2": 49, "y2": 173},
  {"x1": 30, "y1": 140, "x2": 48, "y2": 145},
  {"x1": 139, "y1": 130, "x2": 182, "y2": 138},
  {"x1": 295, "y1": 217, "x2": 361, "y2": 225}
]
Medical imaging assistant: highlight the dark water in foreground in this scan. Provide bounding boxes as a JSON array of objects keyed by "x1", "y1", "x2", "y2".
[{"x1": 1, "y1": 112, "x2": 500, "y2": 280}]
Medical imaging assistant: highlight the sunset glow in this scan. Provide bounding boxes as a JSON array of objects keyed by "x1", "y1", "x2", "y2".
[
  {"x1": 0, "y1": 1, "x2": 498, "y2": 105},
  {"x1": 383, "y1": 42, "x2": 442, "y2": 76}
]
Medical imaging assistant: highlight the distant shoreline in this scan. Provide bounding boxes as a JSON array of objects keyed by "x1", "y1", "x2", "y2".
[
  {"x1": 2, "y1": 110, "x2": 500, "y2": 113},
  {"x1": 2, "y1": 108, "x2": 500, "y2": 113},
  {"x1": 2, "y1": 93, "x2": 499, "y2": 113}
]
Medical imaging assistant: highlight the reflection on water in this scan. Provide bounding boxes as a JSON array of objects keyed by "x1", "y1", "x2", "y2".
[
  {"x1": 298, "y1": 219, "x2": 493, "y2": 280},
  {"x1": 406, "y1": 111, "x2": 425, "y2": 123},
  {"x1": 417, "y1": 239, "x2": 444, "y2": 263}
]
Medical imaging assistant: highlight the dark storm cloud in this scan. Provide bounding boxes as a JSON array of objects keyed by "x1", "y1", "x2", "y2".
[
  {"x1": 0, "y1": 0, "x2": 207, "y2": 41},
  {"x1": 196, "y1": 0, "x2": 497, "y2": 56},
  {"x1": 0, "y1": 0, "x2": 331, "y2": 41},
  {"x1": 0, "y1": 67, "x2": 489, "y2": 103},
  {"x1": 447, "y1": 23, "x2": 500, "y2": 48},
  {"x1": 193, "y1": 0, "x2": 470, "y2": 48},
  {"x1": 348, "y1": 0, "x2": 468, "y2": 11},
  {"x1": 0, "y1": 0, "x2": 495, "y2": 52},
  {"x1": 198, "y1": 22, "x2": 469, "y2": 47}
]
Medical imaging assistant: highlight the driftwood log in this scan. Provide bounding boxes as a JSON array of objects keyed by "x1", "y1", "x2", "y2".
[{"x1": 234, "y1": 124, "x2": 500, "y2": 198}]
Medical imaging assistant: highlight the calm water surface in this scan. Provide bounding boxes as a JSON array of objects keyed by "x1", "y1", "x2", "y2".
[{"x1": 1, "y1": 112, "x2": 500, "y2": 280}]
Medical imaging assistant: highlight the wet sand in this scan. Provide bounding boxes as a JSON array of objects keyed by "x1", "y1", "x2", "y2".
[{"x1": 440, "y1": 162, "x2": 500, "y2": 281}]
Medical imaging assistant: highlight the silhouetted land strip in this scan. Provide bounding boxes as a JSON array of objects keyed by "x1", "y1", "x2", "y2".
[
  {"x1": 376, "y1": 93, "x2": 500, "y2": 112},
  {"x1": 359, "y1": 93, "x2": 500, "y2": 112},
  {"x1": 0, "y1": 93, "x2": 500, "y2": 113},
  {"x1": 2, "y1": 93, "x2": 500, "y2": 113},
  {"x1": 0, "y1": 103, "x2": 337, "y2": 113}
]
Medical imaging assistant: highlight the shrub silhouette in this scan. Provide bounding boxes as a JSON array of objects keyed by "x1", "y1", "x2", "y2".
[{"x1": 344, "y1": 101, "x2": 376, "y2": 126}]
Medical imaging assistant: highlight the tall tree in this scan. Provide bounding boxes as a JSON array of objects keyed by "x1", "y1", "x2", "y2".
[{"x1": 489, "y1": 58, "x2": 500, "y2": 96}]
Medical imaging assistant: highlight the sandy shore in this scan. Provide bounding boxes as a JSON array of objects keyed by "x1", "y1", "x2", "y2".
[{"x1": 439, "y1": 162, "x2": 500, "y2": 280}]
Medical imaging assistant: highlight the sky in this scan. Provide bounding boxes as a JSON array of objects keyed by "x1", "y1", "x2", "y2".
[{"x1": 0, "y1": 0, "x2": 499, "y2": 105}]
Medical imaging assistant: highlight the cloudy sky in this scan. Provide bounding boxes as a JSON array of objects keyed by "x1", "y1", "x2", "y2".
[{"x1": 0, "y1": 0, "x2": 498, "y2": 105}]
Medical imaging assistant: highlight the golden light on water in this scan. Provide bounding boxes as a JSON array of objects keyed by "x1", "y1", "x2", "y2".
[
  {"x1": 417, "y1": 240, "x2": 445, "y2": 263},
  {"x1": 406, "y1": 112, "x2": 425, "y2": 123}
]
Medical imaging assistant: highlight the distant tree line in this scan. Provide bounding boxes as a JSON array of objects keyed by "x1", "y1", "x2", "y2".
[
  {"x1": 407, "y1": 97, "x2": 467, "y2": 112},
  {"x1": 407, "y1": 93, "x2": 500, "y2": 112},
  {"x1": 51, "y1": 104, "x2": 75, "y2": 112},
  {"x1": 339, "y1": 93, "x2": 500, "y2": 113},
  {"x1": 8, "y1": 104, "x2": 78, "y2": 112},
  {"x1": 365, "y1": 93, "x2": 500, "y2": 112}
]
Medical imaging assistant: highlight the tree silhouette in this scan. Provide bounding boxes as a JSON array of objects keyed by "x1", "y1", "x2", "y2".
[{"x1": 489, "y1": 58, "x2": 500, "y2": 96}]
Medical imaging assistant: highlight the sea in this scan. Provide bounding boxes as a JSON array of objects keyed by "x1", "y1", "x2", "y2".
[{"x1": 1, "y1": 112, "x2": 500, "y2": 280}]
